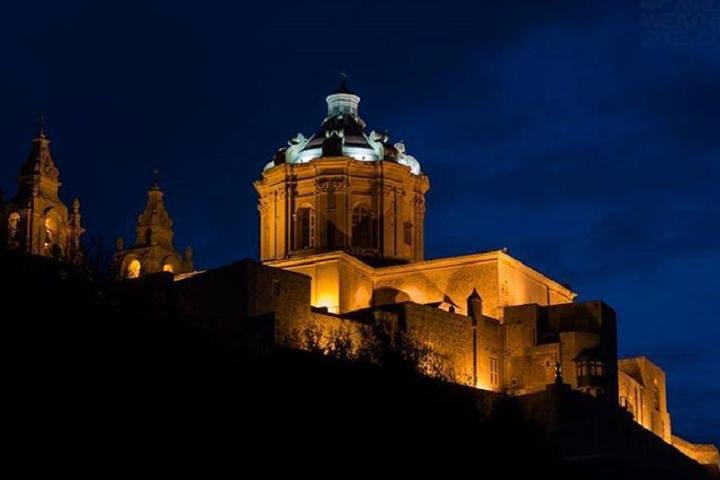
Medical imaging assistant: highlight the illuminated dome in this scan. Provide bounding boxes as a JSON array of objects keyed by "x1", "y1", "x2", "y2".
[{"x1": 264, "y1": 78, "x2": 422, "y2": 175}]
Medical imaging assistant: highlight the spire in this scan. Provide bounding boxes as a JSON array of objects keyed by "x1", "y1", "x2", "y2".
[
  {"x1": 20, "y1": 118, "x2": 59, "y2": 180},
  {"x1": 117, "y1": 173, "x2": 192, "y2": 279},
  {"x1": 135, "y1": 171, "x2": 173, "y2": 247},
  {"x1": 37, "y1": 113, "x2": 47, "y2": 139}
]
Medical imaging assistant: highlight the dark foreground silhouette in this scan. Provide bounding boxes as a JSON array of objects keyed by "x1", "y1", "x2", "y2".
[{"x1": 3, "y1": 253, "x2": 716, "y2": 479}]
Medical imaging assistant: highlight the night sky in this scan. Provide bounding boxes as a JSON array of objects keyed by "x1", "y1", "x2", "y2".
[{"x1": 1, "y1": 1, "x2": 718, "y2": 444}]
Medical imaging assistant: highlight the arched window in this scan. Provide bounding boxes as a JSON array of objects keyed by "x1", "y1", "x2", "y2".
[
  {"x1": 44, "y1": 216, "x2": 59, "y2": 256},
  {"x1": 296, "y1": 207, "x2": 315, "y2": 249},
  {"x1": 7, "y1": 212, "x2": 21, "y2": 246},
  {"x1": 126, "y1": 259, "x2": 141, "y2": 279},
  {"x1": 163, "y1": 263, "x2": 175, "y2": 273},
  {"x1": 352, "y1": 205, "x2": 372, "y2": 248}
]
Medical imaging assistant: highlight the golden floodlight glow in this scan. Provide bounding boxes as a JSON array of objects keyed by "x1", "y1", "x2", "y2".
[
  {"x1": 316, "y1": 283, "x2": 340, "y2": 314},
  {"x1": 127, "y1": 259, "x2": 141, "y2": 279}
]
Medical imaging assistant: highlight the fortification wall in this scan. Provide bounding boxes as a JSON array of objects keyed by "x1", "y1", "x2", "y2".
[
  {"x1": 402, "y1": 303, "x2": 476, "y2": 385},
  {"x1": 672, "y1": 435, "x2": 720, "y2": 470}
]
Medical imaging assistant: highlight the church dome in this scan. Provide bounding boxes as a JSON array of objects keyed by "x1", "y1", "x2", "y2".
[{"x1": 265, "y1": 79, "x2": 423, "y2": 175}]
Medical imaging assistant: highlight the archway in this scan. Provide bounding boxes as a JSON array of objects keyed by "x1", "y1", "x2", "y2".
[{"x1": 126, "y1": 259, "x2": 142, "y2": 279}]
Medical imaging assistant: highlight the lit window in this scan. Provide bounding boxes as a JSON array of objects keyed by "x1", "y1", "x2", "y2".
[
  {"x1": 7, "y1": 212, "x2": 21, "y2": 246},
  {"x1": 44, "y1": 217, "x2": 58, "y2": 252},
  {"x1": 127, "y1": 259, "x2": 141, "y2": 279},
  {"x1": 163, "y1": 263, "x2": 175, "y2": 273}
]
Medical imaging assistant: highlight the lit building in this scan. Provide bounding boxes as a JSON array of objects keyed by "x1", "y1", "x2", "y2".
[
  {"x1": 113, "y1": 177, "x2": 193, "y2": 279},
  {"x1": 0, "y1": 128, "x2": 84, "y2": 263},
  {"x1": 255, "y1": 80, "x2": 718, "y2": 468},
  {"x1": 0, "y1": 86, "x2": 715, "y2": 472},
  {"x1": 255, "y1": 79, "x2": 429, "y2": 266}
]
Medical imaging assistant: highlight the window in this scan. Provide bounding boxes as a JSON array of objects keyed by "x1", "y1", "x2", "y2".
[
  {"x1": 44, "y1": 216, "x2": 61, "y2": 257},
  {"x1": 126, "y1": 259, "x2": 141, "y2": 279},
  {"x1": 163, "y1": 263, "x2": 175, "y2": 273},
  {"x1": 352, "y1": 206, "x2": 372, "y2": 248},
  {"x1": 296, "y1": 207, "x2": 315, "y2": 249},
  {"x1": 489, "y1": 357, "x2": 499, "y2": 387},
  {"x1": 272, "y1": 280, "x2": 281, "y2": 296},
  {"x1": 576, "y1": 359, "x2": 604, "y2": 377},
  {"x1": 44, "y1": 217, "x2": 57, "y2": 244},
  {"x1": 7, "y1": 212, "x2": 20, "y2": 246},
  {"x1": 403, "y1": 222, "x2": 413, "y2": 246}
]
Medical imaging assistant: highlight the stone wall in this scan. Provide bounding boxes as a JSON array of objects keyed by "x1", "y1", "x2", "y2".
[
  {"x1": 475, "y1": 315, "x2": 505, "y2": 390},
  {"x1": 506, "y1": 342, "x2": 560, "y2": 394},
  {"x1": 672, "y1": 435, "x2": 720, "y2": 471},
  {"x1": 256, "y1": 158, "x2": 429, "y2": 264},
  {"x1": 338, "y1": 256, "x2": 374, "y2": 313},
  {"x1": 619, "y1": 356, "x2": 672, "y2": 442},
  {"x1": 375, "y1": 253, "x2": 500, "y2": 318},
  {"x1": 503, "y1": 301, "x2": 617, "y2": 401},
  {"x1": 176, "y1": 259, "x2": 313, "y2": 344},
  {"x1": 402, "y1": 303, "x2": 476, "y2": 386},
  {"x1": 269, "y1": 250, "x2": 577, "y2": 319},
  {"x1": 498, "y1": 253, "x2": 575, "y2": 318}
]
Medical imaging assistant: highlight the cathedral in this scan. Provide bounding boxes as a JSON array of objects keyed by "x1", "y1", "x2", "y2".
[
  {"x1": 253, "y1": 79, "x2": 717, "y2": 466},
  {"x1": 0, "y1": 81, "x2": 717, "y2": 472}
]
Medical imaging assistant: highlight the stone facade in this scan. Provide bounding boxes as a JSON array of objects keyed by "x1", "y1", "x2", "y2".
[
  {"x1": 114, "y1": 180, "x2": 193, "y2": 279},
  {"x1": 254, "y1": 82, "x2": 717, "y2": 469},
  {"x1": 0, "y1": 130, "x2": 84, "y2": 263},
  {"x1": 255, "y1": 78, "x2": 429, "y2": 266},
  {"x1": 618, "y1": 356, "x2": 672, "y2": 442},
  {"x1": 672, "y1": 435, "x2": 720, "y2": 472},
  {"x1": 267, "y1": 249, "x2": 576, "y2": 317},
  {"x1": 255, "y1": 158, "x2": 429, "y2": 265}
]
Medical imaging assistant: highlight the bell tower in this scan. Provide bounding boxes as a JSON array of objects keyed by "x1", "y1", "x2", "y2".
[
  {"x1": 1, "y1": 125, "x2": 84, "y2": 263},
  {"x1": 255, "y1": 80, "x2": 429, "y2": 265},
  {"x1": 114, "y1": 175, "x2": 193, "y2": 279}
]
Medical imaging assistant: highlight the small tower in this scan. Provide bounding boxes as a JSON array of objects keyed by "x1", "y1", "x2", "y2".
[
  {"x1": 467, "y1": 288, "x2": 483, "y2": 322},
  {"x1": 114, "y1": 175, "x2": 193, "y2": 279},
  {"x1": 1, "y1": 125, "x2": 84, "y2": 262}
]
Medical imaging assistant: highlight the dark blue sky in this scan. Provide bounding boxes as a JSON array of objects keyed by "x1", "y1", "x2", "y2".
[{"x1": 1, "y1": 1, "x2": 717, "y2": 444}]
